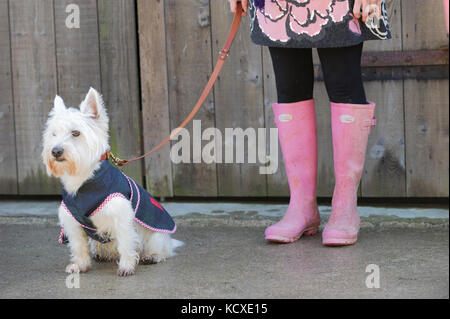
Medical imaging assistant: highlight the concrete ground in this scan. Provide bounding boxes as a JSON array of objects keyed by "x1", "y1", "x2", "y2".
[{"x1": 0, "y1": 200, "x2": 448, "y2": 299}]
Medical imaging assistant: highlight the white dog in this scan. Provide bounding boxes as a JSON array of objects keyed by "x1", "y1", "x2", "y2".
[{"x1": 42, "y1": 87, "x2": 182, "y2": 276}]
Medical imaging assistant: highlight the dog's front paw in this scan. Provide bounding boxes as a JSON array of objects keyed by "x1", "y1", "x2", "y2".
[
  {"x1": 117, "y1": 267, "x2": 135, "y2": 276},
  {"x1": 66, "y1": 257, "x2": 91, "y2": 273},
  {"x1": 65, "y1": 263, "x2": 89, "y2": 274}
]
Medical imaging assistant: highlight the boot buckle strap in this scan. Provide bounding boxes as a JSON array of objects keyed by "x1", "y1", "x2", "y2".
[{"x1": 364, "y1": 118, "x2": 377, "y2": 127}]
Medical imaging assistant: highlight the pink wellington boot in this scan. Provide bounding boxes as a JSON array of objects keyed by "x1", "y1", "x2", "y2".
[
  {"x1": 322, "y1": 102, "x2": 376, "y2": 246},
  {"x1": 265, "y1": 100, "x2": 321, "y2": 243}
]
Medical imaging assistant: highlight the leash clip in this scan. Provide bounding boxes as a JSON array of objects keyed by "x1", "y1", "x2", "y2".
[
  {"x1": 107, "y1": 150, "x2": 128, "y2": 167},
  {"x1": 219, "y1": 49, "x2": 230, "y2": 60}
]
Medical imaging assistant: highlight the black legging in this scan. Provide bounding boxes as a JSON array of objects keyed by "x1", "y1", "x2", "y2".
[{"x1": 269, "y1": 43, "x2": 367, "y2": 104}]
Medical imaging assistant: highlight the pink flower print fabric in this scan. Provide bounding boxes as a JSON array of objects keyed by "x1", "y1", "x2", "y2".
[
  {"x1": 256, "y1": 0, "x2": 349, "y2": 42},
  {"x1": 249, "y1": 0, "x2": 391, "y2": 48}
]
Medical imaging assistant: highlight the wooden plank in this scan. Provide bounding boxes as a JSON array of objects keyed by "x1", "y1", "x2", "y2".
[
  {"x1": 211, "y1": 0, "x2": 266, "y2": 197},
  {"x1": 362, "y1": 81, "x2": 406, "y2": 197},
  {"x1": 54, "y1": 0, "x2": 101, "y2": 107},
  {"x1": 402, "y1": 0, "x2": 449, "y2": 197},
  {"x1": 262, "y1": 47, "x2": 288, "y2": 197},
  {"x1": 165, "y1": 0, "x2": 217, "y2": 196},
  {"x1": 314, "y1": 82, "x2": 335, "y2": 197},
  {"x1": 402, "y1": 0, "x2": 449, "y2": 50},
  {"x1": 361, "y1": 50, "x2": 449, "y2": 67},
  {"x1": 0, "y1": 0, "x2": 18, "y2": 194},
  {"x1": 361, "y1": 0, "x2": 406, "y2": 197},
  {"x1": 404, "y1": 79, "x2": 449, "y2": 197},
  {"x1": 98, "y1": 0, "x2": 143, "y2": 185},
  {"x1": 137, "y1": 0, "x2": 173, "y2": 197},
  {"x1": 9, "y1": 0, "x2": 59, "y2": 194}
]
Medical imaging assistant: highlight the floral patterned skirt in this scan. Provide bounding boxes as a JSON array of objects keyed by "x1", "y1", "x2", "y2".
[{"x1": 249, "y1": 0, "x2": 391, "y2": 48}]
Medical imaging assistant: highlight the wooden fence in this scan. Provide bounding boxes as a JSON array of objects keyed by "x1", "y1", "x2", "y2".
[{"x1": 0, "y1": 0, "x2": 448, "y2": 198}]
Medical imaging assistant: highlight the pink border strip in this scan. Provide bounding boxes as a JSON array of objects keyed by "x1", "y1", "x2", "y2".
[
  {"x1": 61, "y1": 200, "x2": 97, "y2": 231},
  {"x1": 58, "y1": 226, "x2": 65, "y2": 244},
  {"x1": 89, "y1": 193, "x2": 127, "y2": 217}
]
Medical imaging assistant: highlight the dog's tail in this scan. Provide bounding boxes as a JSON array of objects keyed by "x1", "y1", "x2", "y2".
[{"x1": 171, "y1": 239, "x2": 184, "y2": 251}]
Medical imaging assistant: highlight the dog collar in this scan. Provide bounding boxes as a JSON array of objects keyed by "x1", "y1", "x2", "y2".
[{"x1": 99, "y1": 151, "x2": 109, "y2": 162}]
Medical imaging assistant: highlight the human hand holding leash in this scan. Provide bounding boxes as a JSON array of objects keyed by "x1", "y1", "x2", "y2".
[
  {"x1": 228, "y1": 0, "x2": 248, "y2": 16},
  {"x1": 353, "y1": 0, "x2": 381, "y2": 22}
]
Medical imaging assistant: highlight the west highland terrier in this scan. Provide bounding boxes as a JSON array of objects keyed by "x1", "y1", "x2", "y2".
[{"x1": 42, "y1": 87, "x2": 183, "y2": 276}]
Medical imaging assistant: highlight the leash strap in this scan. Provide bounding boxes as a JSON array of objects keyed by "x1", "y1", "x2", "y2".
[{"x1": 110, "y1": 4, "x2": 243, "y2": 167}]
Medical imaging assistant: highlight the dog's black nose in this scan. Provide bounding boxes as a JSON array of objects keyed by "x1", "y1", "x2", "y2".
[{"x1": 51, "y1": 146, "x2": 64, "y2": 159}]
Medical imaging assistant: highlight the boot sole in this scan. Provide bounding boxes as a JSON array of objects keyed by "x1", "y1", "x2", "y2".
[
  {"x1": 322, "y1": 237, "x2": 357, "y2": 246},
  {"x1": 265, "y1": 226, "x2": 319, "y2": 244}
]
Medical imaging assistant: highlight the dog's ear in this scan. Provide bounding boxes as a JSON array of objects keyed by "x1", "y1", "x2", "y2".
[
  {"x1": 80, "y1": 87, "x2": 106, "y2": 119},
  {"x1": 52, "y1": 95, "x2": 66, "y2": 114}
]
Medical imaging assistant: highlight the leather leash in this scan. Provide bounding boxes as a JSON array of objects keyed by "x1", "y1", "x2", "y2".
[{"x1": 109, "y1": 3, "x2": 243, "y2": 167}]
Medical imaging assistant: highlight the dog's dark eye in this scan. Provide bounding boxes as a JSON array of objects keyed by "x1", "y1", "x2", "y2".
[{"x1": 72, "y1": 130, "x2": 80, "y2": 137}]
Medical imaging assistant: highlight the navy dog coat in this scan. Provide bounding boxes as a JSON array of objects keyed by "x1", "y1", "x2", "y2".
[{"x1": 59, "y1": 160, "x2": 176, "y2": 244}]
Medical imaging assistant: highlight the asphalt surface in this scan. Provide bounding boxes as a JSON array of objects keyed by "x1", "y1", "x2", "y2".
[{"x1": 0, "y1": 212, "x2": 448, "y2": 299}]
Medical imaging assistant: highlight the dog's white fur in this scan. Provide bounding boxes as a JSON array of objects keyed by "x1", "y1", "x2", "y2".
[{"x1": 42, "y1": 87, "x2": 182, "y2": 276}]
